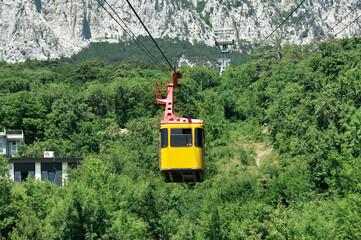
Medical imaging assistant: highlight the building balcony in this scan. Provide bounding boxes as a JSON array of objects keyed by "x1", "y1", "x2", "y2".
[{"x1": 6, "y1": 129, "x2": 24, "y2": 140}]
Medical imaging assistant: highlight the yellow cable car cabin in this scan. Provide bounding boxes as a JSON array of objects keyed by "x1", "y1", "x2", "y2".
[
  {"x1": 160, "y1": 123, "x2": 204, "y2": 182},
  {"x1": 156, "y1": 72, "x2": 205, "y2": 183}
]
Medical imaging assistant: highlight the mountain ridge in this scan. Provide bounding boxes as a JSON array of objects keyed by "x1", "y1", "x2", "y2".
[{"x1": 1, "y1": 0, "x2": 360, "y2": 63}]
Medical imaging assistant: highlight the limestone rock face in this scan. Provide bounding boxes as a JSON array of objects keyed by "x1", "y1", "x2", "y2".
[{"x1": 0, "y1": 0, "x2": 360, "y2": 62}]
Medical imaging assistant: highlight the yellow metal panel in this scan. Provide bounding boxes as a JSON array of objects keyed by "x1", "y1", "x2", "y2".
[
  {"x1": 160, "y1": 123, "x2": 203, "y2": 170},
  {"x1": 161, "y1": 147, "x2": 202, "y2": 169}
]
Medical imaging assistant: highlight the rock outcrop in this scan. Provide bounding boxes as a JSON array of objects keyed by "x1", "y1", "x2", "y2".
[{"x1": 0, "y1": 0, "x2": 360, "y2": 62}]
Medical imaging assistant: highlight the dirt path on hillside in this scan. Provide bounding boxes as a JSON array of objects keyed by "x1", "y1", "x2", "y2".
[
  {"x1": 241, "y1": 142, "x2": 273, "y2": 168},
  {"x1": 254, "y1": 143, "x2": 273, "y2": 167}
]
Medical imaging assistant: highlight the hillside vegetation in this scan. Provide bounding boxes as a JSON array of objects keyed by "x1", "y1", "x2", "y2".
[
  {"x1": 0, "y1": 37, "x2": 361, "y2": 239},
  {"x1": 61, "y1": 36, "x2": 248, "y2": 67}
]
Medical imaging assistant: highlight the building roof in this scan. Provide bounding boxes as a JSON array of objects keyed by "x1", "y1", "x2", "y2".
[{"x1": 9, "y1": 157, "x2": 83, "y2": 163}]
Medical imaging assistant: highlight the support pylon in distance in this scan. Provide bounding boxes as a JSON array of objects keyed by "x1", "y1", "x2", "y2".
[
  {"x1": 215, "y1": 29, "x2": 235, "y2": 76},
  {"x1": 156, "y1": 71, "x2": 204, "y2": 183}
]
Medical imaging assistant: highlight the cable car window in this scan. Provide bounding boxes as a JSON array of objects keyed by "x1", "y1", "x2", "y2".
[
  {"x1": 194, "y1": 128, "x2": 203, "y2": 147},
  {"x1": 171, "y1": 128, "x2": 192, "y2": 147},
  {"x1": 161, "y1": 129, "x2": 168, "y2": 148}
]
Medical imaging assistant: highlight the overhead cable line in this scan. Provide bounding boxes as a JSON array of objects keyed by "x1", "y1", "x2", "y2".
[
  {"x1": 321, "y1": 2, "x2": 361, "y2": 40},
  {"x1": 290, "y1": 13, "x2": 361, "y2": 61},
  {"x1": 100, "y1": 0, "x2": 170, "y2": 75},
  {"x1": 329, "y1": 14, "x2": 361, "y2": 41},
  {"x1": 95, "y1": 0, "x2": 171, "y2": 76},
  {"x1": 254, "y1": 1, "x2": 360, "y2": 59},
  {"x1": 124, "y1": 0, "x2": 176, "y2": 73},
  {"x1": 96, "y1": 0, "x2": 171, "y2": 75},
  {"x1": 304, "y1": 3, "x2": 361, "y2": 55},
  {"x1": 257, "y1": 0, "x2": 307, "y2": 47}
]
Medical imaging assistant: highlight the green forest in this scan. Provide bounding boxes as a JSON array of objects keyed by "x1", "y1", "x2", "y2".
[
  {"x1": 1, "y1": 37, "x2": 361, "y2": 239},
  {"x1": 61, "y1": 36, "x2": 249, "y2": 67}
]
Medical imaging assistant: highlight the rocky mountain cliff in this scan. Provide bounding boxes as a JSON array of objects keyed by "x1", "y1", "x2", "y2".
[{"x1": 1, "y1": 0, "x2": 360, "y2": 63}]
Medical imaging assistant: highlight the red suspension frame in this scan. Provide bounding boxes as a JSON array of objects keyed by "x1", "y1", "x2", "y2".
[{"x1": 156, "y1": 71, "x2": 203, "y2": 125}]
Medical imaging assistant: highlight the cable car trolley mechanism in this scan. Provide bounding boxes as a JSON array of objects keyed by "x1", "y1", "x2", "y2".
[{"x1": 156, "y1": 71, "x2": 204, "y2": 183}]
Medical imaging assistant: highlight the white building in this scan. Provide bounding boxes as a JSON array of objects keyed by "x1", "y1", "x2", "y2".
[
  {"x1": 0, "y1": 128, "x2": 24, "y2": 157},
  {"x1": 1, "y1": 128, "x2": 82, "y2": 186},
  {"x1": 7, "y1": 157, "x2": 82, "y2": 186}
]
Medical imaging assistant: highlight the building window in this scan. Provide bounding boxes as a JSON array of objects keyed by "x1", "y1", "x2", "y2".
[
  {"x1": 14, "y1": 163, "x2": 35, "y2": 183},
  {"x1": 7, "y1": 144, "x2": 10, "y2": 157},
  {"x1": 48, "y1": 172, "x2": 55, "y2": 183},
  {"x1": 7, "y1": 141, "x2": 21, "y2": 157},
  {"x1": 170, "y1": 128, "x2": 192, "y2": 147},
  {"x1": 41, "y1": 171, "x2": 62, "y2": 186},
  {"x1": 56, "y1": 171, "x2": 62, "y2": 186},
  {"x1": 41, "y1": 163, "x2": 62, "y2": 186},
  {"x1": 41, "y1": 171, "x2": 47, "y2": 181},
  {"x1": 15, "y1": 171, "x2": 21, "y2": 183},
  {"x1": 29, "y1": 171, "x2": 34, "y2": 179},
  {"x1": 0, "y1": 138, "x2": 4, "y2": 153}
]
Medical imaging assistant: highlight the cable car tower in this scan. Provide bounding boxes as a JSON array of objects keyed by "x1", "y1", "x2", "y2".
[{"x1": 215, "y1": 29, "x2": 235, "y2": 76}]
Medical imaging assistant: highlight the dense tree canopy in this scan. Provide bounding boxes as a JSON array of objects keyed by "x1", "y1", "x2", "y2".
[
  {"x1": 61, "y1": 36, "x2": 249, "y2": 67},
  {"x1": 0, "y1": 37, "x2": 361, "y2": 239}
]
